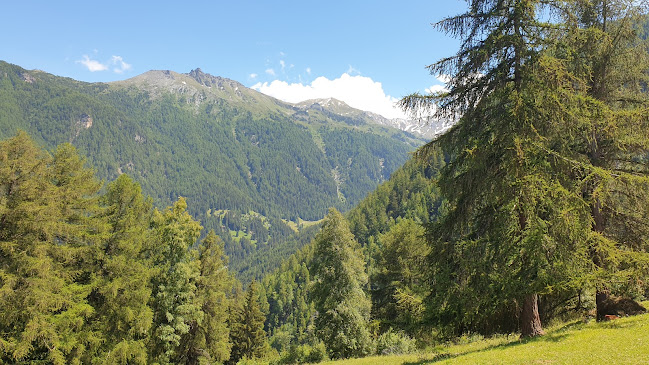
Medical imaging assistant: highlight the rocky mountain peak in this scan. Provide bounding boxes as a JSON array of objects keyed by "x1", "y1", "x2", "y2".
[{"x1": 187, "y1": 67, "x2": 241, "y2": 89}]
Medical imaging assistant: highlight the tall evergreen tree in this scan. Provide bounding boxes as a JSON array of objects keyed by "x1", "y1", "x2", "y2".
[
  {"x1": 93, "y1": 174, "x2": 154, "y2": 364},
  {"x1": 0, "y1": 132, "x2": 106, "y2": 363},
  {"x1": 401, "y1": 0, "x2": 594, "y2": 337},
  {"x1": 149, "y1": 197, "x2": 203, "y2": 364},
  {"x1": 229, "y1": 280, "x2": 268, "y2": 364},
  {"x1": 311, "y1": 208, "x2": 373, "y2": 358},
  {"x1": 373, "y1": 218, "x2": 429, "y2": 336},
  {"x1": 557, "y1": 0, "x2": 649, "y2": 320},
  {"x1": 176, "y1": 230, "x2": 233, "y2": 364}
]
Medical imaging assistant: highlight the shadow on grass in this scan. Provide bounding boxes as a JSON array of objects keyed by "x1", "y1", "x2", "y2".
[{"x1": 402, "y1": 331, "x2": 570, "y2": 364}]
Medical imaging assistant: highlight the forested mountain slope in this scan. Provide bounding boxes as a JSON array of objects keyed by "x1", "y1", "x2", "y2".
[{"x1": 0, "y1": 60, "x2": 424, "y2": 274}]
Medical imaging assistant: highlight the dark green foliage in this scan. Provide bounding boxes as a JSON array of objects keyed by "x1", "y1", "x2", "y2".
[
  {"x1": 229, "y1": 281, "x2": 268, "y2": 364},
  {"x1": 311, "y1": 208, "x2": 373, "y2": 359},
  {"x1": 176, "y1": 230, "x2": 232, "y2": 364},
  {"x1": 373, "y1": 219, "x2": 429, "y2": 336}
]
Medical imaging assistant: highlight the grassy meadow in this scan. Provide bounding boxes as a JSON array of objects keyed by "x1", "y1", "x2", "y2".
[{"x1": 321, "y1": 310, "x2": 649, "y2": 364}]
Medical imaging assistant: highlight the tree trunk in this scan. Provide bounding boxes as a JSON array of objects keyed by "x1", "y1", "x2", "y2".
[{"x1": 520, "y1": 293, "x2": 544, "y2": 338}]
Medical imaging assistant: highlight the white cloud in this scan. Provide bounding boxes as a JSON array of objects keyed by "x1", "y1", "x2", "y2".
[
  {"x1": 77, "y1": 55, "x2": 108, "y2": 72},
  {"x1": 111, "y1": 55, "x2": 132, "y2": 74},
  {"x1": 425, "y1": 74, "x2": 451, "y2": 94},
  {"x1": 346, "y1": 65, "x2": 360, "y2": 75},
  {"x1": 249, "y1": 73, "x2": 258, "y2": 80},
  {"x1": 265, "y1": 68, "x2": 276, "y2": 76},
  {"x1": 306, "y1": 67, "x2": 311, "y2": 75},
  {"x1": 251, "y1": 73, "x2": 407, "y2": 119},
  {"x1": 280, "y1": 60, "x2": 286, "y2": 71},
  {"x1": 77, "y1": 54, "x2": 132, "y2": 74}
]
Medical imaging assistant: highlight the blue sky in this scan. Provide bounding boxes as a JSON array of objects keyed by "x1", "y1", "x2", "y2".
[{"x1": 1, "y1": 1, "x2": 465, "y2": 118}]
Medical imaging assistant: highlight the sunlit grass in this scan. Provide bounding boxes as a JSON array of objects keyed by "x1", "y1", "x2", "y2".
[{"x1": 321, "y1": 310, "x2": 649, "y2": 364}]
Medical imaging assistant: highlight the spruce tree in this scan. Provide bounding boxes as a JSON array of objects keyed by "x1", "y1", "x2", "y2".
[
  {"x1": 229, "y1": 280, "x2": 268, "y2": 364},
  {"x1": 176, "y1": 230, "x2": 233, "y2": 364},
  {"x1": 311, "y1": 208, "x2": 373, "y2": 358}
]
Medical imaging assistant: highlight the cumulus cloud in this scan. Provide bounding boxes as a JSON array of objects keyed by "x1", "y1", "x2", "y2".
[
  {"x1": 306, "y1": 67, "x2": 311, "y2": 75},
  {"x1": 77, "y1": 55, "x2": 108, "y2": 72},
  {"x1": 77, "y1": 54, "x2": 132, "y2": 74},
  {"x1": 265, "y1": 68, "x2": 276, "y2": 76},
  {"x1": 252, "y1": 73, "x2": 407, "y2": 119},
  {"x1": 249, "y1": 73, "x2": 258, "y2": 80}
]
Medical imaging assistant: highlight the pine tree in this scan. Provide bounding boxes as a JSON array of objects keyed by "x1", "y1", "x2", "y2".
[
  {"x1": 311, "y1": 208, "x2": 373, "y2": 358},
  {"x1": 229, "y1": 280, "x2": 268, "y2": 364}
]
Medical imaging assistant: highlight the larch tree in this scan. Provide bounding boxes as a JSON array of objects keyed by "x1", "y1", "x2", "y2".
[
  {"x1": 401, "y1": 0, "x2": 594, "y2": 338},
  {"x1": 176, "y1": 230, "x2": 233, "y2": 364},
  {"x1": 0, "y1": 133, "x2": 107, "y2": 363},
  {"x1": 93, "y1": 174, "x2": 154, "y2": 364},
  {"x1": 556, "y1": 0, "x2": 649, "y2": 320}
]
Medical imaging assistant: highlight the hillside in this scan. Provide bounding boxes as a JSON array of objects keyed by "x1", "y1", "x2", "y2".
[
  {"x1": 321, "y1": 312, "x2": 649, "y2": 364},
  {"x1": 0, "y1": 60, "x2": 426, "y2": 274}
]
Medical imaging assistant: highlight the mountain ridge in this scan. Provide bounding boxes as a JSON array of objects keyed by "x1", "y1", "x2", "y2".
[{"x1": 0, "y1": 59, "x2": 424, "y2": 276}]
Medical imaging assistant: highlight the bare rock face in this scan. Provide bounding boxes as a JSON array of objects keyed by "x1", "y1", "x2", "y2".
[
  {"x1": 20, "y1": 72, "x2": 36, "y2": 84},
  {"x1": 70, "y1": 113, "x2": 93, "y2": 141},
  {"x1": 79, "y1": 113, "x2": 93, "y2": 129}
]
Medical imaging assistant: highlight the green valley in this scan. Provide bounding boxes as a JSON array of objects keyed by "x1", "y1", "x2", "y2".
[{"x1": 0, "y1": 61, "x2": 423, "y2": 277}]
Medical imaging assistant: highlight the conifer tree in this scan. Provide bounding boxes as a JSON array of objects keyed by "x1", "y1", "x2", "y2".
[
  {"x1": 311, "y1": 208, "x2": 373, "y2": 358},
  {"x1": 176, "y1": 230, "x2": 233, "y2": 364},
  {"x1": 0, "y1": 132, "x2": 106, "y2": 363},
  {"x1": 373, "y1": 218, "x2": 429, "y2": 335},
  {"x1": 149, "y1": 197, "x2": 203, "y2": 364},
  {"x1": 401, "y1": 0, "x2": 594, "y2": 337},
  {"x1": 229, "y1": 280, "x2": 268, "y2": 364},
  {"x1": 556, "y1": 0, "x2": 649, "y2": 320},
  {"x1": 93, "y1": 174, "x2": 154, "y2": 364}
]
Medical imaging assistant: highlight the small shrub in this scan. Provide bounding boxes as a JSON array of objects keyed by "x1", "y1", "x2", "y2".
[
  {"x1": 375, "y1": 328, "x2": 417, "y2": 355},
  {"x1": 278, "y1": 341, "x2": 329, "y2": 364}
]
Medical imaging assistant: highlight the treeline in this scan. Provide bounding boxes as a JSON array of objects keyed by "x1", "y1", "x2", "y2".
[
  {"x1": 260, "y1": 0, "x2": 649, "y2": 362},
  {"x1": 0, "y1": 132, "x2": 270, "y2": 364}
]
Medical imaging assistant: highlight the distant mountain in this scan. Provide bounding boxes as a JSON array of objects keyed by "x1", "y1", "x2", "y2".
[
  {"x1": 295, "y1": 98, "x2": 451, "y2": 139},
  {"x1": 0, "y1": 61, "x2": 425, "y2": 275}
]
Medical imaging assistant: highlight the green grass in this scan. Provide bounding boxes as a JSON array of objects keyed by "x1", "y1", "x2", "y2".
[{"x1": 321, "y1": 311, "x2": 649, "y2": 364}]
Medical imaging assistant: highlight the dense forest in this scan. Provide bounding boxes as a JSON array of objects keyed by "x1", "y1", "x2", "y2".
[
  {"x1": 3, "y1": 0, "x2": 649, "y2": 364},
  {"x1": 0, "y1": 61, "x2": 422, "y2": 281}
]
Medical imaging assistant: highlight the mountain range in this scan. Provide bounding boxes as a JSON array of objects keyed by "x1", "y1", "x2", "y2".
[{"x1": 0, "y1": 60, "x2": 432, "y2": 274}]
